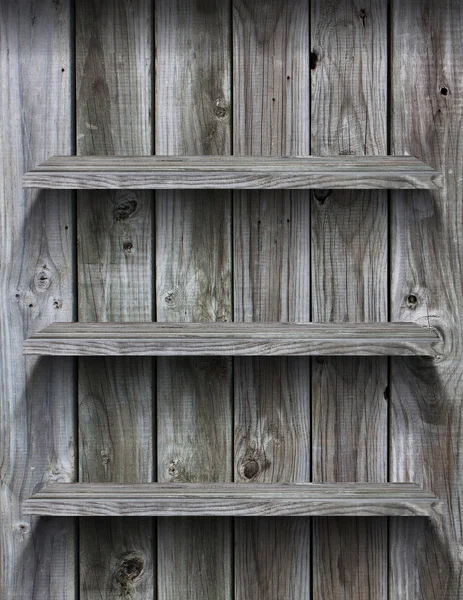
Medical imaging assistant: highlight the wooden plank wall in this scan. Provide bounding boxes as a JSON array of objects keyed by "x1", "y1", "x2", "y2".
[
  {"x1": 76, "y1": 2, "x2": 155, "y2": 599},
  {"x1": 310, "y1": 2, "x2": 389, "y2": 598},
  {"x1": 1, "y1": 0, "x2": 462, "y2": 599},
  {"x1": 0, "y1": 2, "x2": 77, "y2": 599},
  {"x1": 390, "y1": 1, "x2": 463, "y2": 598},
  {"x1": 232, "y1": 1, "x2": 311, "y2": 597},
  {"x1": 155, "y1": 1, "x2": 232, "y2": 598}
]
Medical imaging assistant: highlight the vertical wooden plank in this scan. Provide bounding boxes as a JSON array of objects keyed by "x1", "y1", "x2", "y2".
[
  {"x1": 390, "y1": 1, "x2": 463, "y2": 597},
  {"x1": 155, "y1": 1, "x2": 233, "y2": 599},
  {"x1": 232, "y1": 1, "x2": 311, "y2": 598},
  {"x1": 310, "y1": 2, "x2": 388, "y2": 599},
  {"x1": 0, "y1": 1, "x2": 76, "y2": 599},
  {"x1": 76, "y1": 1, "x2": 155, "y2": 598}
]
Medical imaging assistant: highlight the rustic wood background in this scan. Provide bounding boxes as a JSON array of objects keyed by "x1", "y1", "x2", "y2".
[{"x1": 1, "y1": 0, "x2": 461, "y2": 598}]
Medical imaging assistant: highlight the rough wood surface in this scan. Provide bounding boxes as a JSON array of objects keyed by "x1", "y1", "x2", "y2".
[
  {"x1": 155, "y1": 1, "x2": 233, "y2": 599},
  {"x1": 3, "y1": 1, "x2": 463, "y2": 598},
  {"x1": 76, "y1": 1, "x2": 155, "y2": 598},
  {"x1": 310, "y1": 1, "x2": 389, "y2": 599},
  {"x1": 23, "y1": 155, "x2": 442, "y2": 189},
  {"x1": 0, "y1": 2, "x2": 76, "y2": 599},
  {"x1": 23, "y1": 321, "x2": 439, "y2": 356},
  {"x1": 390, "y1": 1, "x2": 463, "y2": 597},
  {"x1": 232, "y1": 1, "x2": 312, "y2": 598},
  {"x1": 23, "y1": 483, "x2": 441, "y2": 517}
]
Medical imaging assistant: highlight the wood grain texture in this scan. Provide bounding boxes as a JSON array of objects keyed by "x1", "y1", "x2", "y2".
[
  {"x1": 25, "y1": 155, "x2": 440, "y2": 169},
  {"x1": 310, "y1": 1, "x2": 389, "y2": 599},
  {"x1": 155, "y1": 1, "x2": 233, "y2": 598},
  {"x1": 390, "y1": 1, "x2": 463, "y2": 597},
  {"x1": 23, "y1": 155, "x2": 443, "y2": 189},
  {"x1": 3, "y1": 1, "x2": 462, "y2": 598},
  {"x1": 75, "y1": 1, "x2": 155, "y2": 598},
  {"x1": 23, "y1": 483, "x2": 441, "y2": 517},
  {"x1": 24, "y1": 321, "x2": 439, "y2": 356},
  {"x1": 232, "y1": 1, "x2": 311, "y2": 598},
  {"x1": 0, "y1": 2, "x2": 76, "y2": 599}
]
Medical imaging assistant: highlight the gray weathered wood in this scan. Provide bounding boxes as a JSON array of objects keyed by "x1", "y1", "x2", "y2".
[
  {"x1": 155, "y1": 1, "x2": 233, "y2": 599},
  {"x1": 24, "y1": 482, "x2": 440, "y2": 497},
  {"x1": 232, "y1": 1, "x2": 311, "y2": 598},
  {"x1": 76, "y1": 1, "x2": 155, "y2": 598},
  {"x1": 390, "y1": 1, "x2": 463, "y2": 597},
  {"x1": 23, "y1": 321, "x2": 439, "y2": 356},
  {"x1": 234, "y1": 517, "x2": 311, "y2": 599},
  {"x1": 0, "y1": 2, "x2": 76, "y2": 599},
  {"x1": 3, "y1": 0, "x2": 463, "y2": 597},
  {"x1": 23, "y1": 482, "x2": 442, "y2": 518},
  {"x1": 311, "y1": 1, "x2": 389, "y2": 599},
  {"x1": 23, "y1": 155, "x2": 443, "y2": 189}
]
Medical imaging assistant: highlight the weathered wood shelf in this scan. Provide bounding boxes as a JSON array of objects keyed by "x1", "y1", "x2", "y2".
[
  {"x1": 22, "y1": 482, "x2": 441, "y2": 517},
  {"x1": 22, "y1": 155, "x2": 442, "y2": 190},
  {"x1": 23, "y1": 322, "x2": 439, "y2": 356}
]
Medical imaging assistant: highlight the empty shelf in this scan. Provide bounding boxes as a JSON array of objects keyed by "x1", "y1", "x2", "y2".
[
  {"x1": 22, "y1": 482, "x2": 441, "y2": 517},
  {"x1": 23, "y1": 322, "x2": 439, "y2": 356},
  {"x1": 22, "y1": 155, "x2": 442, "y2": 190}
]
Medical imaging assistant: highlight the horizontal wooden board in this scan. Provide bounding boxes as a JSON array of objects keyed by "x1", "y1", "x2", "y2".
[
  {"x1": 22, "y1": 155, "x2": 443, "y2": 190},
  {"x1": 22, "y1": 322, "x2": 439, "y2": 356},
  {"x1": 22, "y1": 482, "x2": 441, "y2": 518}
]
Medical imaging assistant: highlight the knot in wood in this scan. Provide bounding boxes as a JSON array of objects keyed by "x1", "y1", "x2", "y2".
[
  {"x1": 213, "y1": 99, "x2": 229, "y2": 121},
  {"x1": 359, "y1": 8, "x2": 366, "y2": 26},
  {"x1": 310, "y1": 50, "x2": 320, "y2": 70},
  {"x1": 113, "y1": 192, "x2": 138, "y2": 221},
  {"x1": 164, "y1": 290, "x2": 177, "y2": 307},
  {"x1": 168, "y1": 458, "x2": 185, "y2": 480},
  {"x1": 17, "y1": 522, "x2": 30, "y2": 535},
  {"x1": 215, "y1": 312, "x2": 230, "y2": 322},
  {"x1": 100, "y1": 450, "x2": 110, "y2": 465},
  {"x1": 25, "y1": 290, "x2": 37, "y2": 310},
  {"x1": 34, "y1": 266, "x2": 52, "y2": 292},
  {"x1": 407, "y1": 294, "x2": 418, "y2": 308},
  {"x1": 116, "y1": 554, "x2": 144, "y2": 591},
  {"x1": 242, "y1": 460, "x2": 259, "y2": 480},
  {"x1": 313, "y1": 189, "x2": 331, "y2": 204}
]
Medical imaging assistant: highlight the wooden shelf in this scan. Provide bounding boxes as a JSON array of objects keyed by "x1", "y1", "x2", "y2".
[
  {"x1": 22, "y1": 155, "x2": 442, "y2": 190},
  {"x1": 23, "y1": 322, "x2": 438, "y2": 357},
  {"x1": 22, "y1": 482, "x2": 441, "y2": 517}
]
